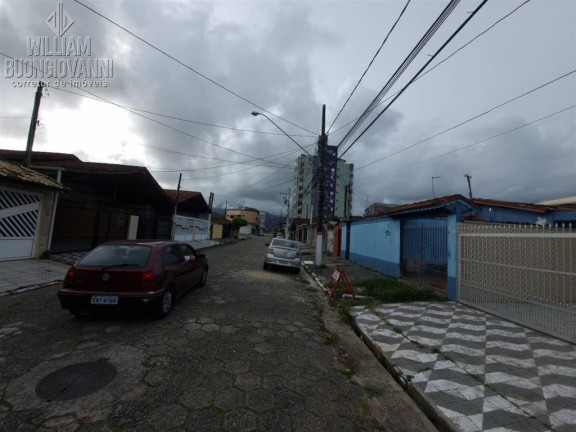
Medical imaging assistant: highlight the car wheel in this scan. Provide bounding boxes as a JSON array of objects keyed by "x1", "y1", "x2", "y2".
[
  {"x1": 157, "y1": 289, "x2": 173, "y2": 319},
  {"x1": 293, "y1": 268, "x2": 300, "y2": 274},
  {"x1": 263, "y1": 263, "x2": 268, "y2": 270},
  {"x1": 198, "y1": 268, "x2": 208, "y2": 287}
]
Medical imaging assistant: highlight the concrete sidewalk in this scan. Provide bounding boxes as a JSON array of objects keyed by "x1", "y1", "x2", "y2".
[
  {"x1": 300, "y1": 243, "x2": 576, "y2": 432},
  {"x1": 0, "y1": 259, "x2": 69, "y2": 296},
  {"x1": 0, "y1": 240, "x2": 221, "y2": 296}
]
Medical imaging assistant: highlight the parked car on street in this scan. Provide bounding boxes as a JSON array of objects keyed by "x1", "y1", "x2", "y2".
[
  {"x1": 263, "y1": 238, "x2": 301, "y2": 273},
  {"x1": 58, "y1": 240, "x2": 208, "y2": 318}
]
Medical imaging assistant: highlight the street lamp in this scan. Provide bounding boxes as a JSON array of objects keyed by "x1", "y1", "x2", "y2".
[
  {"x1": 251, "y1": 111, "x2": 311, "y2": 156},
  {"x1": 252, "y1": 107, "x2": 325, "y2": 266}
]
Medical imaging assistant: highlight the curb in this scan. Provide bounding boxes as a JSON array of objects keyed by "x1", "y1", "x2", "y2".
[
  {"x1": 303, "y1": 258, "x2": 452, "y2": 432},
  {"x1": 348, "y1": 314, "x2": 456, "y2": 432},
  {"x1": 0, "y1": 280, "x2": 62, "y2": 297},
  {"x1": 302, "y1": 262, "x2": 328, "y2": 294}
]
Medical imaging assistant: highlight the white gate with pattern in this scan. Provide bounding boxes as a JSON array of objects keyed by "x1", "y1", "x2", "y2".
[
  {"x1": 173, "y1": 215, "x2": 209, "y2": 242},
  {"x1": 0, "y1": 189, "x2": 41, "y2": 260},
  {"x1": 458, "y1": 222, "x2": 576, "y2": 343}
]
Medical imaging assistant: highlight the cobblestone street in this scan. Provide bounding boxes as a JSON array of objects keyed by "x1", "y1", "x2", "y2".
[{"x1": 0, "y1": 237, "x2": 435, "y2": 431}]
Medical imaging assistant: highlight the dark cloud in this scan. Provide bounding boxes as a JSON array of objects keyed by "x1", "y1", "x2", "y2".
[{"x1": 1, "y1": 1, "x2": 574, "y2": 216}]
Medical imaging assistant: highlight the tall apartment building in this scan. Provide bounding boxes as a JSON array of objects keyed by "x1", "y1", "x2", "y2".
[{"x1": 292, "y1": 145, "x2": 354, "y2": 221}]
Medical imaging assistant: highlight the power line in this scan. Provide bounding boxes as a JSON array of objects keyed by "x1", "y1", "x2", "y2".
[
  {"x1": 329, "y1": 0, "x2": 531, "y2": 138},
  {"x1": 53, "y1": 91, "x2": 315, "y2": 138},
  {"x1": 0, "y1": 52, "x2": 295, "y2": 168},
  {"x1": 203, "y1": 141, "x2": 317, "y2": 196},
  {"x1": 53, "y1": 85, "x2": 294, "y2": 168},
  {"x1": 356, "y1": 69, "x2": 576, "y2": 171},
  {"x1": 125, "y1": 106, "x2": 314, "y2": 138},
  {"x1": 73, "y1": 0, "x2": 316, "y2": 135},
  {"x1": 335, "y1": 0, "x2": 461, "y2": 151},
  {"x1": 218, "y1": 151, "x2": 306, "y2": 195},
  {"x1": 327, "y1": 0, "x2": 411, "y2": 133},
  {"x1": 4, "y1": 45, "x2": 315, "y2": 191},
  {"x1": 175, "y1": 145, "x2": 315, "y2": 181},
  {"x1": 148, "y1": 145, "x2": 306, "y2": 173},
  {"x1": 419, "y1": 0, "x2": 531, "y2": 82},
  {"x1": 363, "y1": 105, "x2": 576, "y2": 178},
  {"x1": 0, "y1": 51, "x2": 317, "y2": 197},
  {"x1": 340, "y1": 0, "x2": 489, "y2": 157},
  {"x1": 64, "y1": 87, "x2": 294, "y2": 166},
  {"x1": 139, "y1": 142, "x2": 282, "y2": 166}
]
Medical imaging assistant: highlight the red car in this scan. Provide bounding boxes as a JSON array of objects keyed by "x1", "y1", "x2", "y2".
[{"x1": 58, "y1": 240, "x2": 208, "y2": 319}]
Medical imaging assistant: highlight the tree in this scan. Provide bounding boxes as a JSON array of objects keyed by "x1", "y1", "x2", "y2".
[
  {"x1": 232, "y1": 216, "x2": 248, "y2": 227},
  {"x1": 231, "y1": 216, "x2": 248, "y2": 238}
]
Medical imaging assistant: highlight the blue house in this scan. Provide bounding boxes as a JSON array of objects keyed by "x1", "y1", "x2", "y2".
[{"x1": 341, "y1": 194, "x2": 576, "y2": 301}]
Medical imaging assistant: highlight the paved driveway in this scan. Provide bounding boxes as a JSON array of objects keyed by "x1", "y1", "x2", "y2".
[{"x1": 0, "y1": 237, "x2": 434, "y2": 431}]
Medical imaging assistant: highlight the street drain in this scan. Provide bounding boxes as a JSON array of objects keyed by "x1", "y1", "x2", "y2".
[{"x1": 36, "y1": 358, "x2": 116, "y2": 401}]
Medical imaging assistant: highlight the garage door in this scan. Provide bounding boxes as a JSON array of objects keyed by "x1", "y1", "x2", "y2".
[{"x1": 0, "y1": 189, "x2": 41, "y2": 260}]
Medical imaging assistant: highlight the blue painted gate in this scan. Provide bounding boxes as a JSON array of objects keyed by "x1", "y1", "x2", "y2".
[{"x1": 400, "y1": 222, "x2": 448, "y2": 291}]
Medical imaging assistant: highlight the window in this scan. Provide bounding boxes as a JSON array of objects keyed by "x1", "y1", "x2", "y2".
[
  {"x1": 162, "y1": 245, "x2": 182, "y2": 266},
  {"x1": 180, "y1": 244, "x2": 197, "y2": 257},
  {"x1": 78, "y1": 245, "x2": 151, "y2": 268}
]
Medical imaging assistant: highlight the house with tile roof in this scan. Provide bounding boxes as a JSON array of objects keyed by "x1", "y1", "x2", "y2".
[
  {"x1": 340, "y1": 194, "x2": 576, "y2": 301},
  {"x1": 164, "y1": 189, "x2": 213, "y2": 242},
  {"x1": 0, "y1": 150, "x2": 176, "y2": 253},
  {"x1": 0, "y1": 159, "x2": 65, "y2": 260}
]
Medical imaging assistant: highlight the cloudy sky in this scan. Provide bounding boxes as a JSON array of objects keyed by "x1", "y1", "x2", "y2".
[{"x1": 1, "y1": 0, "x2": 575, "y2": 216}]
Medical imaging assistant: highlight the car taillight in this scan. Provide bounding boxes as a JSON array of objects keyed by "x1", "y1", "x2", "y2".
[
  {"x1": 296, "y1": 252, "x2": 302, "y2": 258},
  {"x1": 65, "y1": 267, "x2": 76, "y2": 280},
  {"x1": 267, "y1": 248, "x2": 274, "y2": 254},
  {"x1": 141, "y1": 271, "x2": 155, "y2": 282}
]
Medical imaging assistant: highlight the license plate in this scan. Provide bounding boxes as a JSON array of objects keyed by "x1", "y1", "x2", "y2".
[{"x1": 91, "y1": 295, "x2": 119, "y2": 305}]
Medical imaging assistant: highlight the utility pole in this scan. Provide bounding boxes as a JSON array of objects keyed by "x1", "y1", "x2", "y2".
[
  {"x1": 464, "y1": 173, "x2": 473, "y2": 200},
  {"x1": 171, "y1": 173, "x2": 182, "y2": 240},
  {"x1": 282, "y1": 187, "x2": 291, "y2": 239},
  {"x1": 344, "y1": 184, "x2": 350, "y2": 220},
  {"x1": 316, "y1": 105, "x2": 327, "y2": 266},
  {"x1": 24, "y1": 81, "x2": 45, "y2": 167}
]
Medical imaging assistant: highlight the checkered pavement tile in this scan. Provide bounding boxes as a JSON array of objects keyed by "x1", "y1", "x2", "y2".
[{"x1": 350, "y1": 302, "x2": 576, "y2": 432}]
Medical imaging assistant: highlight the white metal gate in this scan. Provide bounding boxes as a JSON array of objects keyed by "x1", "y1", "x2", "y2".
[
  {"x1": 0, "y1": 189, "x2": 41, "y2": 260},
  {"x1": 458, "y1": 222, "x2": 576, "y2": 343},
  {"x1": 173, "y1": 215, "x2": 209, "y2": 242}
]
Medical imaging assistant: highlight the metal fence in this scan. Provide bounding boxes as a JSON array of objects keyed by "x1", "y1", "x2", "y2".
[{"x1": 458, "y1": 222, "x2": 576, "y2": 343}]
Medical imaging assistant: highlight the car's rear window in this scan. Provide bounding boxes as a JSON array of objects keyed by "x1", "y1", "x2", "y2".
[
  {"x1": 78, "y1": 245, "x2": 152, "y2": 268},
  {"x1": 271, "y1": 239, "x2": 299, "y2": 249}
]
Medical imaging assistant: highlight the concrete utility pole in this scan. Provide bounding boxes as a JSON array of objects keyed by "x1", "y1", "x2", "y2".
[
  {"x1": 343, "y1": 184, "x2": 353, "y2": 220},
  {"x1": 282, "y1": 187, "x2": 291, "y2": 239},
  {"x1": 316, "y1": 105, "x2": 327, "y2": 266},
  {"x1": 24, "y1": 81, "x2": 45, "y2": 168},
  {"x1": 464, "y1": 173, "x2": 473, "y2": 200},
  {"x1": 171, "y1": 173, "x2": 182, "y2": 240}
]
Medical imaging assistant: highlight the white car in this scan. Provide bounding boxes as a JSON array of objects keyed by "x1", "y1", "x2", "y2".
[{"x1": 263, "y1": 238, "x2": 301, "y2": 273}]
